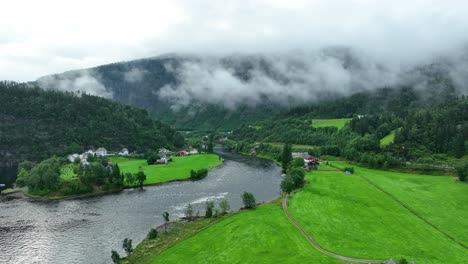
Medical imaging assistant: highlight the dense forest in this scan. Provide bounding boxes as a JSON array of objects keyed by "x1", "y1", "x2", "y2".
[{"x1": 0, "y1": 81, "x2": 184, "y2": 165}]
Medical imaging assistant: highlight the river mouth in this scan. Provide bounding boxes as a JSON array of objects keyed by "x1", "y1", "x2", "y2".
[{"x1": 0, "y1": 150, "x2": 282, "y2": 264}]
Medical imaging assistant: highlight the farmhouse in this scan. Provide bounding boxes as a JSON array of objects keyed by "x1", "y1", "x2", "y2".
[
  {"x1": 119, "y1": 148, "x2": 129, "y2": 156},
  {"x1": 178, "y1": 150, "x2": 189, "y2": 156},
  {"x1": 189, "y1": 148, "x2": 199, "y2": 155},
  {"x1": 96, "y1": 148, "x2": 108, "y2": 157},
  {"x1": 155, "y1": 157, "x2": 168, "y2": 164}
]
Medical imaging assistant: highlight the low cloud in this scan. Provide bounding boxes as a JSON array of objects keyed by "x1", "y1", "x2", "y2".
[
  {"x1": 158, "y1": 50, "x2": 402, "y2": 109},
  {"x1": 123, "y1": 68, "x2": 147, "y2": 83},
  {"x1": 37, "y1": 71, "x2": 112, "y2": 98}
]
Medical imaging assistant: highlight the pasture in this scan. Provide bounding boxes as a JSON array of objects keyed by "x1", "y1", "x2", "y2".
[
  {"x1": 110, "y1": 154, "x2": 222, "y2": 185},
  {"x1": 288, "y1": 165, "x2": 468, "y2": 263},
  {"x1": 311, "y1": 118, "x2": 350, "y2": 129},
  {"x1": 145, "y1": 203, "x2": 340, "y2": 264}
]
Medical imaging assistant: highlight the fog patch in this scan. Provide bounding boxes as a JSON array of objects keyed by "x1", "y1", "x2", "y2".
[
  {"x1": 123, "y1": 68, "x2": 147, "y2": 83},
  {"x1": 37, "y1": 71, "x2": 112, "y2": 98}
]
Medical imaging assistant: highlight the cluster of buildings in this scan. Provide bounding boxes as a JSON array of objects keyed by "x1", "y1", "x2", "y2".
[
  {"x1": 292, "y1": 152, "x2": 320, "y2": 168},
  {"x1": 152, "y1": 147, "x2": 199, "y2": 165},
  {"x1": 67, "y1": 147, "x2": 129, "y2": 165},
  {"x1": 177, "y1": 148, "x2": 199, "y2": 156}
]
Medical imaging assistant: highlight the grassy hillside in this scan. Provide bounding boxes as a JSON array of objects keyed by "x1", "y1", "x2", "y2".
[
  {"x1": 143, "y1": 202, "x2": 340, "y2": 264},
  {"x1": 288, "y1": 166, "x2": 467, "y2": 263},
  {"x1": 110, "y1": 154, "x2": 222, "y2": 185},
  {"x1": 311, "y1": 118, "x2": 350, "y2": 129}
]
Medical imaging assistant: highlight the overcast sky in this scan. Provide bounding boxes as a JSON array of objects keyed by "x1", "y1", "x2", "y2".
[{"x1": 1, "y1": 0, "x2": 468, "y2": 81}]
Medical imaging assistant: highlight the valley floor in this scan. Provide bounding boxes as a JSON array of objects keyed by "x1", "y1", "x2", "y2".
[{"x1": 125, "y1": 163, "x2": 468, "y2": 263}]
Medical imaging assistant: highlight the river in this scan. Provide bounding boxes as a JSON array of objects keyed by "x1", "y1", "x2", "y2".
[{"x1": 0, "y1": 150, "x2": 282, "y2": 264}]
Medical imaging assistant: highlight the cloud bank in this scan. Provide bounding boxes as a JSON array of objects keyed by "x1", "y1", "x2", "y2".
[
  {"x1": 2, "y1": 0, "x2": 468, "y2": 82},
  {"x1": 157, "y1": 48, "x2": 468, "y2": 109}
]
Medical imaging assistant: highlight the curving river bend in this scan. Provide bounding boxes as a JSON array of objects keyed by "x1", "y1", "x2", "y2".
[{"x1": 0, "y1": 150, "x2": 282, "y2": 264}]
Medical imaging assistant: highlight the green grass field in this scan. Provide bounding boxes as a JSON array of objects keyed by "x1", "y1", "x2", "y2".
[
  {"x1": 288, "y1": 165, "x2": 468, "y2": 263},
  {"x1": 331, "y1": 162, "x2": 468, "y2": 246},
  {"x1": 147, "y1": 202, "x2": 340, "y2": 264},
  {"x1": 110, "y1": 154, "x2": 222, "y2": 185},
  {"x1": 264, "y1": 142, "x2": 316, "y2": 151},
  {"x1": 311, "y1": 118, "x2": 350, "y2": 129},
  {"x1": 60, "y1": 163, "x2": 78, "y2": 181},
  {"x1": 380, "y1": 128, "x2": 400, "y2": 146}
]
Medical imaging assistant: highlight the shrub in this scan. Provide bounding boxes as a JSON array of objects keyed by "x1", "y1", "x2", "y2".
[
  {"x1": 205, "y1": 201, "x2": 214, "y2": 218},
  {"x1": 111, "y1": 250, "x2": 120, "y2": 264},
  {"x1": 456, "y1": 162, "x2": 468, "y2": 182},
  {"x1": 219, "y1": 199, "x2": 230, "y2": 215},
  {"x1": 122, "y1": 238, "x2": 133, "y2": 256},
  {"x1": 147, "y1": 228, "x2": 158, "y2": 239},
  {"x1": 190, "y1": 168, "x2": 208, "y2": 180},
  {"x1": 185, "y1": 203, "x2": 194, "y2": 220},
  {"x1": 241, "y1": 192, "x2": 257, "y2": 209}
]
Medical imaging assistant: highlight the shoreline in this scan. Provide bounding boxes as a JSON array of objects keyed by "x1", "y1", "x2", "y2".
[
  {"x1": 4, "y1": 156, "x2": 225, "y2": 202},
  {"x1": 122, "y1": 196, "x2": 283, "y2": 263}
]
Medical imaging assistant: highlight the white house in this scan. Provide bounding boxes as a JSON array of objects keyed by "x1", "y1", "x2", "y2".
[
  {"x1": 96, "y1": 147, "x2": 108, "y2": 157},
  {"x1": 86, "y1": 149, "x2": 95, "y2": 156},
  {"x1": 156, "y1": 157, "x2": 168, "y2": 164},
  {"x1": 67, "y1": 153, "x2": 80, "y2": 162},
  {"x1": 159, "y1": 148, "x2": 170, "y2": 157},
  {"x1": 119, "y1": 148, "x2": 129, "y2": 156},
  {"x1": 189, "y1": 148, "x2": 199, "y2": 155}
]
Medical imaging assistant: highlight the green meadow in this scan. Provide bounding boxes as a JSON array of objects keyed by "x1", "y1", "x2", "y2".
[
  {"x1": 110, "y1": 154, "x2": 222, "y2": 185},
  {"x1": 380, "y1": 128, "x2": 400, "y2": 146},
  {"x1": 288, "y1": 165, "x2": 468, "y2": 263},
  {"x1": 143, "y1": 202, "x2": 340, "y2": 264},
  {"x1": 311, "y1": 118, "x2": 350, "y2": 129},
  {"x1": 265, "y1": 142, "x2": 316, "y2": 151},
  {"x1": 331, "y1": 162, "x2": 468, "y2": 246}
]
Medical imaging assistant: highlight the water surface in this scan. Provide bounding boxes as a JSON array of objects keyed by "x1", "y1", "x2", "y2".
[{"x1": 0, "y1": 151, "x2": 282, "y2": 264}]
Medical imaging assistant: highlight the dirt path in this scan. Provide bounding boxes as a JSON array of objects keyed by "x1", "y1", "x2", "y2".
[{"x1": 281, "y1": 195, "x2": 385, "y2": 264}]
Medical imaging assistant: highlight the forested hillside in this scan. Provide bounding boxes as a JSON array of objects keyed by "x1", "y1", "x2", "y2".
[
  {"x1": 0, "y1": 81, "x2": 184, "y2": 165},
  {"x1": 231, "y1": 86, "x2": 467, "y2": 167}
]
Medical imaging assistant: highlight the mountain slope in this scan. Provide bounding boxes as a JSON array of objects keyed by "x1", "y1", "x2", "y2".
[
  {"x1": 35, "y1": 49, "x2": 467, "y2": 130},
  {"x1": 0, "y1": 81, "x2": 184, "y2": 165}
]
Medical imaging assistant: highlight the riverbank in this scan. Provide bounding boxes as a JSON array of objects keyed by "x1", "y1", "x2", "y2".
[
  {"x1": 124, "y1": 197, "x2": 340, "y2": 264},
  {"x1": 5, "y1": 154, "x2": 224, "y2": 202}
]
